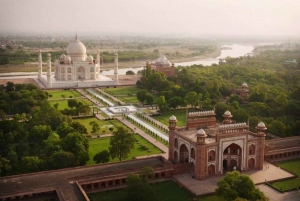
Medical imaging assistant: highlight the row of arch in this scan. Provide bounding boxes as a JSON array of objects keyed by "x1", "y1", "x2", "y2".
[{"x1": 174, "y1": 138, "x2": 256, "y2": 163}]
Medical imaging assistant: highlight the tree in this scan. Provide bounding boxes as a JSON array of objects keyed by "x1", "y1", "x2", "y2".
[
  {"x1": 168, "y1": 96, "x2": 183, "y2": 109},
  {"x1": 61, "y1": 132, "x2": 89, "y2": 165},
  {"x1": 48, "y1": 150, "x2": 76, "y2": 169},
  {"x1": 89, "y1": 121, "x2": 100, "y2": 135},
  {"x1": 156, "y1": 95, "x2": 169, "y2": 113},
  {"x1": 184, "y1": 91, "x2": 199, "y2": 108},
  {"x1": 93, "y1": 150, "x2": 110, "y2": 163},
  {"x1": 145, "y1": 94, "x2": 154, "y2": 105},
  {"x1": 68, "y1": 99, "x2": 79, "y2": 108},
  {"x1": 109, "y1": 127, "x2": 135, "y2": 161},
  {"x1": 139, "y1": 166, "x2": 154, "y2": 182},
  {"x1": 136, "y1": 90, "x2": 148, "y2": 104},
  {"x1": 71, "y1": 122, "x2": 87, "y2": 134},
  {"x1": 21, "y1": 156, "x2": 44, "y2": 173},
  {"x1": 216, "y1": 171, "x2": 268, "y2": 201},
  {"x1": 126, "y1": 70, "x2": 135, "y2": 75},
  {"x1": 126, "y1": 173, "x2": 155, "y2": 201}
]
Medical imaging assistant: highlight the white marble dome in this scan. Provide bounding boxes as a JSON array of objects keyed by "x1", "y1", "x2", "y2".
[
  {"x1": 87, "y1": 55, "x2": 93, "y2": 62},
  {"x1": 257, "y1": 122, "x2": 266, "y2": 128},
  {"x1": 242, "y1": 83, "x2": 248, "y2": 87},
  {"x1": 197, "y1": 129, "x2": 206, "y2": 135},
  {"x1": 169, "y1": 115, "x2": 177, "y2": 121},
  {"x1": 66, "y1": 37, "x2": 87, "y2": 61},
  {"x1": 64, "y1": 55, "x2": 71, "y2": 64}
]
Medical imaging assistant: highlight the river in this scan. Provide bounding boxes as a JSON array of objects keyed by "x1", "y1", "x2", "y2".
[{"x1": 99, "y1": 44, "x2": 253, "y2": 75}]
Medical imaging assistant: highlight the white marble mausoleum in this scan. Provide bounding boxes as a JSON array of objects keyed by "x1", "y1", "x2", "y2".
[{"x1": 37, "y1": 36, "x2": 119, "y2": 88}]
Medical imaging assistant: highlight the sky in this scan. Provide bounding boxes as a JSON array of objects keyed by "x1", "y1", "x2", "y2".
[{"x1": 0, "y1": 0, "x2": 299, "y2": 36}]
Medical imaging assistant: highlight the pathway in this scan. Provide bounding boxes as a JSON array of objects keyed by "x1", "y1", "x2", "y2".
[
  {"x1": 76, "y1": 89, "x2": 103, "y2": 107},
  {"x1": 95, "y1": 88, "x2": 126, "y2": 105},
  {"x1": 127, "y1": 114, "x2": 169, "y2": 141},
  {"x1": 173, "y1": 161, "x2": 295, "y2": 197},
  {"x1": 139, "y1": 113, "x2": 169, "y2": 131},
  {"x1": 86, "y1": 89, "x2": 115, "y2": 107},
  {"x1": 116, "y1": 117, "x2": 168, "y2": 159}
]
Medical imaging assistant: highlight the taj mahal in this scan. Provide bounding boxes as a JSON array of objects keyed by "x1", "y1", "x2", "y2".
[{"x1": 37, "y1": 36, "x2": 119, "y2": 88}]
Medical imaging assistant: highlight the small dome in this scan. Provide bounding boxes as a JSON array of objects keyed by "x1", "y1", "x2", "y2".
[
  {"x1": 169, "y1": 115, "x2": 177, "y2": 121},
  {"x1": 64, "y1": 55, "x2": 71, "y2": 63},
  {"x1": 197, "y1": 129, "x2": 206, "y2": 135},
  {"x1": 155, "y1": 55, "x2": 171, "y2": 67},
  {"x1": 257, "y1": 122, "x2": 266, "y2": 128},
  {"x1": 242, "y1": 83, "x2": 248, "y2": 87},
  {"x1": 224, "y1": 110, "x2": 232, "y2": 116},
  {"x1": 115, "y1": 53, "x2": 118, "y2": 56},
  {"x1": 60, "y1": 54, "x2": 66, "y2": 59},
  {"x1": 87, "y1": 55, "x2": 93, "y2": 62}
]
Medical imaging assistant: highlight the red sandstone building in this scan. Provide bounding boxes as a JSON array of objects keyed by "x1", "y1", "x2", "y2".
[
  {"x1": 148, "y1": 55, "x2": 175, "y2": 77},
  {"x1": 232, "y1": 82, "x2": 250, "y2": 102},
  {"x1": 169, "y1": 110, "x2": 267, "y2": 179}
]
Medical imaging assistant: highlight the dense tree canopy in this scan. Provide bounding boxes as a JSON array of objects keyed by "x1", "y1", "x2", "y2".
[
  {"x1": 216, "y1": 171, "x2": 268, "y2": 201},
  {"x1": 136, "y1": 49, "x2": 300, "y2": 136},
  {"x1": 0, "y1": 83, "x2": 89, "y2": 176}
]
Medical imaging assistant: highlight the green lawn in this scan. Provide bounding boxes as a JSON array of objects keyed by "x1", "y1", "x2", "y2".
[
  {"x1": 119, "y1": 96, "x2": 139, "y2": 103},
  {"x1": 87, "y1": 134, "x2": 162, "y2": 165},
  {"x1": 88, "y1": 180, "x2": 195, "y2": 201},
  {"x1": 271, "y1": 159, "x2": 300, "y2": 191},
  {"x1": 73, "y1": 118, "x2": 126, "y2": 135},
  {"x1": 48, "y1": 99, "x2": 94, "y2": 110},
  {"x1": 104, "y1": 86, "x2": 141, "y2": 95},
  {"x1": 152, "y1": 109, "x2": 186, "y2": 127},
  {"x1": 45, "y1": 89, "x2": 81, "y2": 99}
]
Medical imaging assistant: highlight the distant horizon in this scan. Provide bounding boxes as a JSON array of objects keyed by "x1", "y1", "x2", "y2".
[{"x1": 1, "y1": 0, "x2": 299, "y2": 39}]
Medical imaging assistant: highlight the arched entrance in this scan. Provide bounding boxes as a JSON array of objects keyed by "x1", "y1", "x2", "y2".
[
  {"x1": 191, "y1": 162, "x2": 195, "y2": 175},
  {"x1": 174, "y1": 151, "x2": 178, "y2": 163},
  {"x1": 77, "y1": 67, "x2": 85, "y2": 80},
  {"x1": 223, "y1": 143, "x2": 242, "y2": 170},
  {"x1": 248, "y1": 158, "x2": 255, "y2": 168},
  {"x1": 179, "y1": 144, "x2": 189, "y2": 163},
  {"x1": 208, "y1": 164, "x2": 215, "y2": 175}
]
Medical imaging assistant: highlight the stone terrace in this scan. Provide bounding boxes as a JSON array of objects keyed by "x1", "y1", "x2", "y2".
[{"x1": 0, "y1": 157, "x2": 167, "y2": 201}]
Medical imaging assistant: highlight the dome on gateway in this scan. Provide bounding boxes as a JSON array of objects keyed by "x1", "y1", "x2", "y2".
[
  {"x1": 197, "y1": 129, "x2": 206, "y2": 135},
  {"x1": 169, "y1": 115, "x2": 177, "y2": 121},
  {"x1": 257, "y1": 122, "x2": 266, "y2": 128},
  {"x1": 224, "y1": 110, "x2": 232, "y2": 116}
]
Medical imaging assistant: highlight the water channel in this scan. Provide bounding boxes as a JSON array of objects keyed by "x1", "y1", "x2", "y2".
[{"x1": 101, "y1": 44, "x2": 254, "y2": 75}]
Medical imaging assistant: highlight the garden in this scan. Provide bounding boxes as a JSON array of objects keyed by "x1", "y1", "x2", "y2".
[
  {"x1": 152, "y1": 109, "x2": 187, "y2": 127},
  {"x1": 269, "y1": 159, "x2": 300, "y2": 191},
  {"x1": 45, "y1": 89, "x2": 82, "y2": 99},
  {"x1": 87, "y1": 134, "x2": 162, "y2": 165},
  {"x1": 88, "y1": 180, "x2": 225, "y2": 201},
  {"x1": 73, "y1": 117, "x2": 125, "y2": 135}
]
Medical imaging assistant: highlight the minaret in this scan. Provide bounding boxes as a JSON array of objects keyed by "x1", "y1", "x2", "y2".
[
  {"x1": 97, "y1": 49, "x2": 100, "y2": 76},
  {"x1": 255, "y1": 122, "x2": 267, "y2": 170},
  {"x1": 114, "y1": 53, "x2": 119, "y2": 85},
  {"x1": 47, "y1": 53, "x2": 52, "y2": 88},
  {"x1": 196, "y1": 129, "x2": 207, "y2": 179},
  {"x1": 168, "y1": 115, "x2": 177, "y2": 162},
  {"x1": 38, "y1": 49, "x2": 42, "y2": 79}
]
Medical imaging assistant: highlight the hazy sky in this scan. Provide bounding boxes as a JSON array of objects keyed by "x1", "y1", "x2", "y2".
[{"x1": 0, "y1": 0, "x2": 299, "y2": 36}]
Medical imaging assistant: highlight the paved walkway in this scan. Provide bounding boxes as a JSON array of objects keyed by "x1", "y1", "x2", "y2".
[
  {"x1": 257, "y1": 184, "x2": 300, "y2": 201},
  {"x1": 174, "y1": 161, "x2": 295, "y2": 197},
  {"x1": 95, "y1": 88, "x2": 126, "y2": 105},
  {"x1": 140, "y1": 113, "x2": 169, "y2": 131},
  {"x1": 76, "y1": 89, "x2": 104, "y2": 107},
  {"x1": 116, "y1": 117, "x2": 168, "y2": 159}
]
